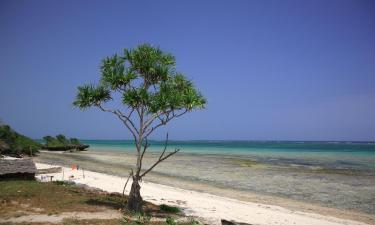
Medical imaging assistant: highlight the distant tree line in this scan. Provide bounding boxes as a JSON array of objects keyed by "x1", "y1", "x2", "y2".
[
  {"x1": 42, "y1": 134, "x2": 89, "y2": 151},
  {"x1": 0, "y1": 121, "x2": 89, "y2": 157}
]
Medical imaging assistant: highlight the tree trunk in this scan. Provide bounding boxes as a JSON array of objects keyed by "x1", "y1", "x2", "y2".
[{"x1": 127, "y1": 177, "x2": 143, "y2": 212}]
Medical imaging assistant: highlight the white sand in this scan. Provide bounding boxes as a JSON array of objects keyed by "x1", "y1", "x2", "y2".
[{"x1": 35, "y1": 163, "x2": 369, "y2": 225}]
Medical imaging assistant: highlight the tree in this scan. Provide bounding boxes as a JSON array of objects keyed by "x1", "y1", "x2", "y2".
[
  {"x1": 73, "y1": 44, "x2": 206, "y2": 212},
  {"x1": 69, "y1": 138, "x2": 81, "y2": 145},
  {"x1": 56, "y1": 134, "x2": 69, "y2": 145},
  {"x1": 43, "y1": 135, "x2": 56, "y2": 146}
]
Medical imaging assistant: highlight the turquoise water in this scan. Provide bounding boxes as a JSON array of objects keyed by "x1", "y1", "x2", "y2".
[
  {"x1": 83, "y1": 140, "x2": 375, "y2": 154},
  {"x1": 83, "y1": 140, "x2": 375, "y2": 170}
]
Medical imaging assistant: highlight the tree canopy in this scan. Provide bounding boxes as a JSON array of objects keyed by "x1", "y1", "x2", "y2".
[{"x1": 73, "y1": 44, "x2": 205, "y2": 118}]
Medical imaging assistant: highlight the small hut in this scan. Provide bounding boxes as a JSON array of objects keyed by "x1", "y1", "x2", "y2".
[{"x1": 0, "y1": 158, "x2": 37, "y2": 180}]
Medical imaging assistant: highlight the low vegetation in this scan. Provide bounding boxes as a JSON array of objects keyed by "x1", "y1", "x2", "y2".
[
  {"x1": 42, "y1": 134, "x2": 89, "y2": 151},
  {"x1": 0, "y1": 124, "x2": 41, "y2": 157},
  {"x1": 166, "y1": 217, "x2": 178, "y2": 225},
  {"x1": 160, "y1": 204, "x2": 181, "y2": 213},
  {"x1": 0, "y1": 180, "x2": 198, "y2": 225}
]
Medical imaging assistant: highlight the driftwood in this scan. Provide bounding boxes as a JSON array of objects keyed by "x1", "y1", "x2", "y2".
[{"x1": 221, "y1": 219, "x2": 253, "y2": 225}]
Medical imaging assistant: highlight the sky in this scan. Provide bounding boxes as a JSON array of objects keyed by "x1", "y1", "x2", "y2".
[{"x1": 0, "y1": 0, "x2": 374, "y2": 141}]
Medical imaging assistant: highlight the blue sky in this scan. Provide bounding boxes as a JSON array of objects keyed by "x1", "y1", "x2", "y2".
[{"x1": 0, "y1": 0, "x2": 374, "y2": 141}]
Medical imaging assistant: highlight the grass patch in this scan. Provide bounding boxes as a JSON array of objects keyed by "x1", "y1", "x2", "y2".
[
  {"x1": 160, "y1": 204, "x2": 181, "y2": 213},
  {"x1": 0, "y1": 180, "x2": 124, "y2": 218},
  {"x1": 0, "y1": 180, "x2": 195, "y2": 225},
  {"x1": 165, "y1": 217, "x2": 178, "y2": 225}
]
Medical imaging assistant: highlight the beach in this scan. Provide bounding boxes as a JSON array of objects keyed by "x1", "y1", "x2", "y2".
[
  {"x1": 35, "y1": 162, "x2": 373, "y2": 225},
  {"x1": 35, "y1": 141, "x2": 375, "y2": 214},
  {"x1": 34, "y1": 141, "x2": 375, "y2": 225}
]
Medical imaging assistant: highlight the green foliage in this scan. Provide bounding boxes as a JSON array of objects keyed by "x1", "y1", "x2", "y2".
[
  {"x1": 0, "y1": 124, "x2": 40, "y2": 156},
  {"x1": 73, "y1": 44, "x2": 206, "y2": 113},
  {"x1": 69, "y1": 138, "x2": 81, "y2": 145},
  {"x1": 121, "y1": 216, "x2": 131, "y2": 225},
  {"x1": 160, "y1": 204, "x2": 181, "y2": 213},
  {"x1": 43, "y1": 135, "x2": 82, "y2": 147},
  {"x1": 74, "y1": 85, "x2": 111, "y2": 109},
  {"x1": 56, "y1": 134, "x2": 69, "y2": 145},
  {"x1": 133, "y1": 213, "x2": 151, "y2": 225},
  {"x1": 0, "y1": 180, "x2": 124, "y2": 218},
  {"x1": 53, "y1": 180, "x2": 73, "y2": 186},
  {"x1": 188, "y1": 217, "x2": 200, "y2": 225},
  {"x1": 166, "y1": 217, "x2": 178, "y2": 225},
  {"x1": 42, "y1": 135, "x2": 55, "y2": 144},
  {"x1": 43, "y1": 135, "x2": 61, "y2": 147},
  {"x1": 73, "y1": 44, "x2": 206, "y2": 212}
]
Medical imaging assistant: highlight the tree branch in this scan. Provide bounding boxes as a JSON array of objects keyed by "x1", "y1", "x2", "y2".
[
  {"x1": 140, "y1": 133, "x2": 179, "y2": 178},
  {"x1": 144, "y1": 109, "x2": 188, "y2": 139},
  {"x1": 143, "y1": 109, "x2": 173, "y2": 130},
  {"x1": 97, "y1": 104, "x2": 138, "y2": 140},
  {"x1": 140, "y1": 137, "x2": 149, "y2": 162},
  {"x1": 122, "y1": 169, "x2": 133, "y2": 205},
  {"x1": 116, "y1": 108, "x2": 139, "y2": 134},
  {"x1": 138, "y1": 136, "x2": 149, "y2": 173}
]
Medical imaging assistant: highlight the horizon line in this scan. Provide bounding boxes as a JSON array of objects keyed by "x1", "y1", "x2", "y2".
[{"x1": 34, "y1": 138, "x2": 375, "y2": 143}]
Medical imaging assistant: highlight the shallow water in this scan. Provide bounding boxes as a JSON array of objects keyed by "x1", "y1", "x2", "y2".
[{"x1": 36, "y1": 140, "x2": 375, "y2": 214}]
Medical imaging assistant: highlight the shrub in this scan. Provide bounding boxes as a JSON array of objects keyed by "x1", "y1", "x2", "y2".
[
  {"x1": 166, "y1": 217, "x2": 177, "y2": 225},
  {"x1": 53, "y1": 181, "x2": 73, "y2": 186},
  {"x1": 0, "y1": 124, "x2": 40, "y2": 156},
  {"x1": 132, "y1": 213, "x2": 151, "y2": 225},
  {"x1": 160, "y1": 204, "x2": 180, "y2": 213},
  {"x1": 188, "y1": 217, "x2": 200, "y2": 225}
]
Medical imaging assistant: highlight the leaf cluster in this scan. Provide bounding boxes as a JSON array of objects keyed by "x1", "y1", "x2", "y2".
[
  {"x1": 159, "y1": 204, "x2": 181, "y2": 213},
  {"x1": 73, "y1": 44, "x2": 206, "y2": 114}
]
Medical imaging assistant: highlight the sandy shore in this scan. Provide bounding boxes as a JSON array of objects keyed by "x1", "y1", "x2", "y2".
[{"x1": 35, "y1": 163, "x2": 372, "y2": 225}]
